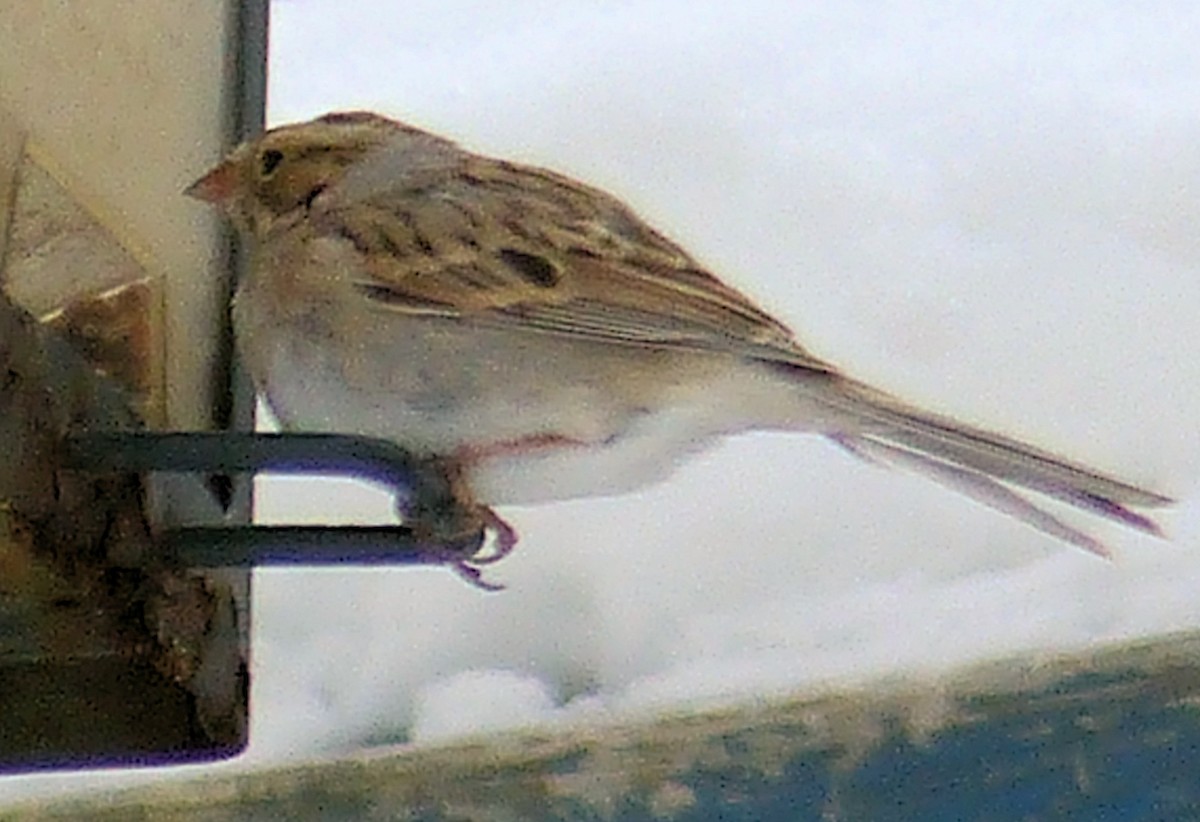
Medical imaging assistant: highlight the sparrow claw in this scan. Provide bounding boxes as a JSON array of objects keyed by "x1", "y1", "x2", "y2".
[
  {"x1": 395, "y1": 458, "x2": 519, "y2": 587},
  {"x1": 406, "y1": 535, "x2": 504, "y2": 591},
  {"x1": 405, "y1": 506, "x2": 518, "y2": 590},
  {"x1": 460, "y1": 507, "x2": 518, "y2": 565},
  {"x1": 440, "y1": 508, "x2": 518, "y2": 590},
  {"x1": 450, "y1": 560, "x2": 507, "y2": 592}
]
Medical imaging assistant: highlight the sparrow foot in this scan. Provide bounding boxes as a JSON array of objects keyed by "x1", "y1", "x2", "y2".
[
  {"x1": 441, "y1": 508, "x2": 518, "y2": 591},
  {"x1": 460, "y1": 506, "x2": 518, "y2": 565},
  {"x1": 400, "y1": 456, "x2": 520, "y2": 589}
]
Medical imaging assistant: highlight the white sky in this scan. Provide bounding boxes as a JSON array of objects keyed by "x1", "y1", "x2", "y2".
[{"x1": 5, "y1": 0, "x2": 1200, "y2": 804}]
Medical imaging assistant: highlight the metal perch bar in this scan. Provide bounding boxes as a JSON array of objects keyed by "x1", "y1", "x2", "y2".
[
  {"x1": 59, "y1": 431, "x2": 486, "y2": 571},
  {"x1": 161, "y1": 525, "x2": 483, "y2": 568},
  {"x1": 61, "y1": 431, "x2": 426, "y2": 490}
]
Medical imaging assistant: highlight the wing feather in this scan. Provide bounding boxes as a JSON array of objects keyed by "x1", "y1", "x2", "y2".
[{"x1": 324, "y1": 155, "x2": 837, "y2": 372}]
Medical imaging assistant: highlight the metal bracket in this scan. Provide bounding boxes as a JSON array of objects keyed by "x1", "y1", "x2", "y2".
[{"x1": 60, "y1": 430, "x2": 488, "y2": 573}]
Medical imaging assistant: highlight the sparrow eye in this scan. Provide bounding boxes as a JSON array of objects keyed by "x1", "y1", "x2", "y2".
[{"x1": 259, "y1": 149, "x2": 285, "y2": 178}]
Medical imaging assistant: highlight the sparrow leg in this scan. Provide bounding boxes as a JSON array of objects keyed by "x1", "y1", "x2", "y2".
[
  {"x1": 396, "y1": 457, "x2": 518, "y2": 589},
  {"x1": 441, "y1": 433, "x2": 588, "y2": 570},
  {"x1": 434, "y1": 457, "x2": 519, "y2": 565},
  {"x1": 387, "y1": 457, "x2": 498, "y2": 589},
  {"x1": 404, "y1": 434, "x2": 585, "y2": 588}
]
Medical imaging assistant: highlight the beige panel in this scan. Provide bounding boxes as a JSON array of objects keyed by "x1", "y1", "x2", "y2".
[{"x1": 0, "y1": 0, "x2": 233, "y2": 429}]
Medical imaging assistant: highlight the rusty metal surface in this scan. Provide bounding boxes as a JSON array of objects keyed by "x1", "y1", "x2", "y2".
[{"x1": 0, "y1": 281, "x2": 216, "y2": 766}]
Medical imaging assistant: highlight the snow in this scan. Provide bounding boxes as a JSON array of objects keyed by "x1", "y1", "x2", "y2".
[{"x1": 255, "y1": 0, "x2": 1200, "y2": 755}]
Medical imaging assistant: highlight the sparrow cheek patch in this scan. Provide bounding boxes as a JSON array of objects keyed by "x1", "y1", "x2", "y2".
[{"x1": 498, "y1": 248, "x2": 560, "y2": 288}]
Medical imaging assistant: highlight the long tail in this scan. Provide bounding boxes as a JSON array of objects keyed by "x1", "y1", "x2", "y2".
[{"x1": 810, "y1": 376, "x2": 1172, "y2": 556}]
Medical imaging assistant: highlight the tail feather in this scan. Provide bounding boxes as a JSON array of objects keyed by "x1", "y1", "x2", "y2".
[
  {"x1": 835, "y1": 435, "x2": 1136, "y2": 556},
  {"x1": 815, "y1": 378, "x2": 1171, "y2": 551}
]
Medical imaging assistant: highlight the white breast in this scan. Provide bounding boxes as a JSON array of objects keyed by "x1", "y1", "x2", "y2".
[{"x1": 234, "y1": 234, "x2": 812, "y2": 506}]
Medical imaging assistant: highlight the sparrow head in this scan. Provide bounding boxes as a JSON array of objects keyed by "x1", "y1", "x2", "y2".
[{"x1": 186, "y1": 111, "x2": 450, "y2": 237}]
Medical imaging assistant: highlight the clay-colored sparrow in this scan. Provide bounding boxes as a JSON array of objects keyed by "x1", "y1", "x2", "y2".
[{"x1": 188, "y1": 111, "x2": 1169, "y2": 572}]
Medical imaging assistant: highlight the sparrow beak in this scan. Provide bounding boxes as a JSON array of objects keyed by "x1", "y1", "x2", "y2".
[{"x1": 185, "y1": 160, "x2": 238, "y2": 205}]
